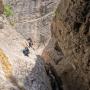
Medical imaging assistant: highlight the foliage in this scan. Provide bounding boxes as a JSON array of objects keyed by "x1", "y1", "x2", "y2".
[{"x1": 4, "y1": 4, "x2": 13, "y2": 17}]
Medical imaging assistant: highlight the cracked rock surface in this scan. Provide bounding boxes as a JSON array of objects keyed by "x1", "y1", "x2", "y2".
[
  {"x1": 3, "y1": 0, "x2": 60, "y2": 54},
  {"x1": 0, "y1": 15, "x2": 51, "y2": 90},
  {"x1": 51, "y1": 0, "x2": 90, "y2": 90}
]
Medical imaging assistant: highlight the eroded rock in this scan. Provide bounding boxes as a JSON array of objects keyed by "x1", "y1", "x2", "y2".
[
  {"x1": 51, "y1": 0, "x2": 90, "y2": 90},
  {"x1": 0, "y1": 15, "x2": 51, "y2": 90},
  {"x1": 3, "y1": 0, "x2": 60, "y2": 53},
  {"x1": 0, "y1": 0, "x2": 4, "y2": 14}
]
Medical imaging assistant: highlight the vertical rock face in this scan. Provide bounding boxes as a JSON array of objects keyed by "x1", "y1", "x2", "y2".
[
  {"x1": 51, "y1": 0, "x2": 90, "y2": 90},
  {"x1": 3, "y1": 0, "x2": 60, "y2": 53},
  {"x1": 0, "y1": 15, "x2": 51, "y2": 90},
  {"x1": 2, "y1": 0, "x2": 90, "y2": 90},
  {"x1": 0, "y1": 0, "x2": 4, "y2": 14}
]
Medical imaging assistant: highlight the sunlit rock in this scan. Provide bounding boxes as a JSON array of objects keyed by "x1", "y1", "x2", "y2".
[{"x1": 0, "y1": 15, "x2": 51, "y2": 90}]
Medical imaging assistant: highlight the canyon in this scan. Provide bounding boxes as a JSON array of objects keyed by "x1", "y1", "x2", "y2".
[{"x1": 0, "y1": 0, "x2": 90, "y2": 90}]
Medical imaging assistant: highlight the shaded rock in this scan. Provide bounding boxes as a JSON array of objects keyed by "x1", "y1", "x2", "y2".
[
  {"x1": 42, "y1": 39, "x2": 64, "y2": 65},
  {"x1": 45, "y1": 64, "x2": 63, "y2": 90},
  {"x1": 51, "y1": 0, "x2": 90, "y2": 90},
  {"x1": 3, "y1": 0, "x2": 60, "y2": 53}
]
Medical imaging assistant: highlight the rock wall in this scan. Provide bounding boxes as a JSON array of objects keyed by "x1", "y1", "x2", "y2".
[
  {"x1": 1, "y1": 0, "x2": 90, "y2": 90},
  {"x1": 0, "y1": 0, "x2": 4, "y2": 14},
  {"x1": 3, "y1": 0, "x2": 60, "y2": 53},
  {"x1": 51, "y1": 0, "x2": 90, "y2": 90},
  {"x1": 0, "y1": 15, "x2": 51, "y2": 90}
]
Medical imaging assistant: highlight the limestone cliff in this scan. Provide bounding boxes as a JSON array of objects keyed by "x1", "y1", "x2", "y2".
[
  {"x1": 0, "y1": 15, "x2": 51, "y2": 90},
  {"x1": 51, "y1": 0, "x2": 90, "y2": 90},
  {"x1": 3, "y1": 0, "x2": 60, "y2": 54},
  {"x1": 0, "y1": 0, "x2": 61, "y2": 90}
]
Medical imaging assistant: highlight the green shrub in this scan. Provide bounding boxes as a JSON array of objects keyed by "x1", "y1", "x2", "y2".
[{"x1": 4, "y1": 4, "x2": 13, "y2": 17}]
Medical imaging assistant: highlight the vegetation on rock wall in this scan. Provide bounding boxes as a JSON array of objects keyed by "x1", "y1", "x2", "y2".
[{"x1": 4, "y1": 4, "x2": 13, "y2": 17}]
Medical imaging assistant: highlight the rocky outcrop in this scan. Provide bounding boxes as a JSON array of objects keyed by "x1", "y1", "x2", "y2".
[
  {"x1": 1, "y1": 0, "x2": 90, "y2": 90},
  {"x1": 3, "y1": 0, "x2": 60, "y2": 53},
  {"x1": 0, "y1": 15, "x2": 51, "y2": 90},
  {"x1": 51, "y1": 0, "x2": 90, "y2": 90}
]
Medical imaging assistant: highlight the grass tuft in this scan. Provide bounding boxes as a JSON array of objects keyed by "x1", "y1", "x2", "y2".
[{"x1": 4, "y1": 4, "x2": 13, "y2": 17}]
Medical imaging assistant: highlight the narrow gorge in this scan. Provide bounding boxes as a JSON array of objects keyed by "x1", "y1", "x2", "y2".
[{"x1": 0, "y1": 0, "x2": 90, "y2": 90}]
